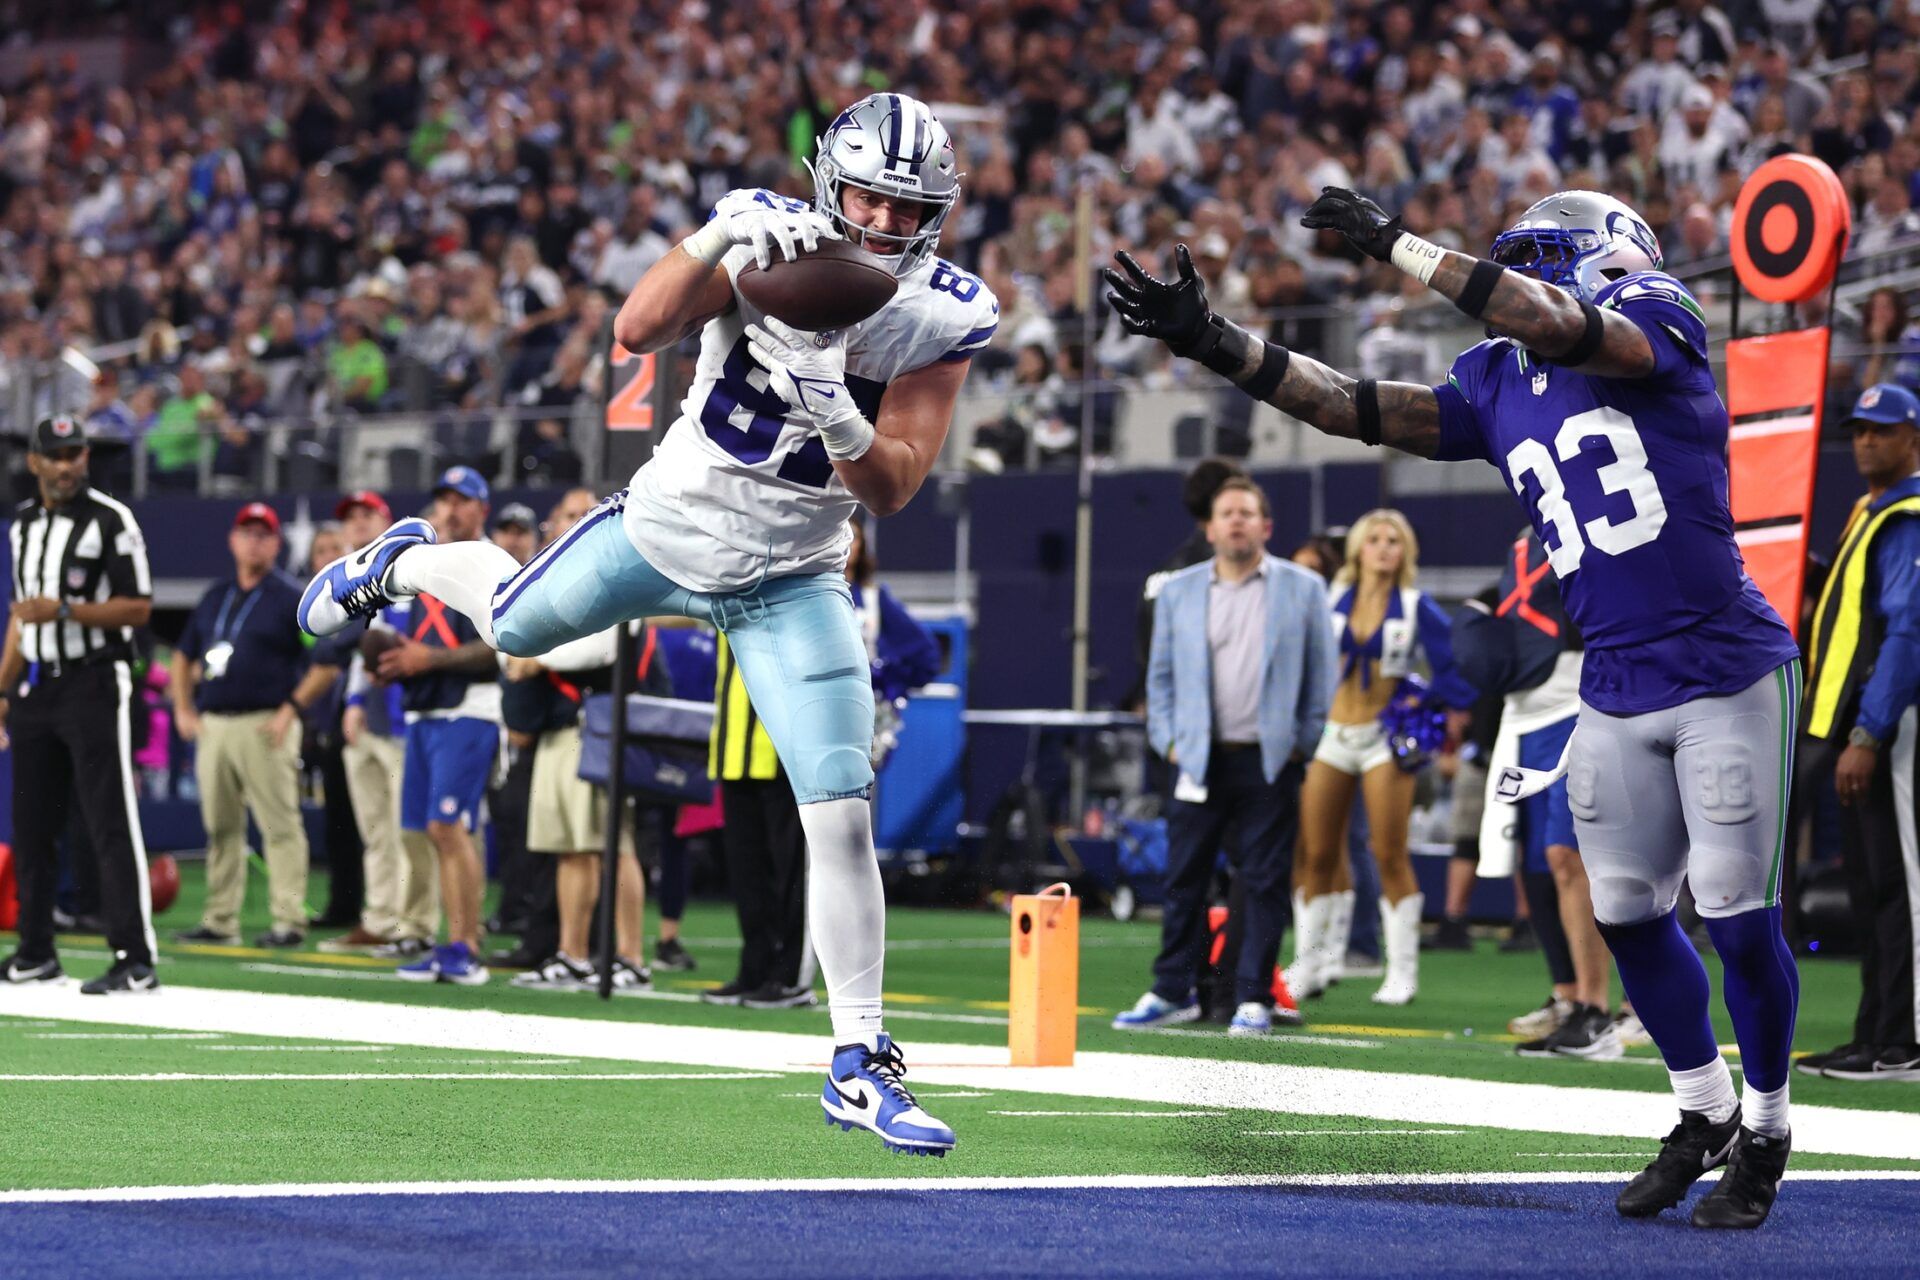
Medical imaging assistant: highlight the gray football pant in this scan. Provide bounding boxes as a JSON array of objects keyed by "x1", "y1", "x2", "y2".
[{"x1": 1567, "y1": 662, "x2": 1799, "y2": 926}]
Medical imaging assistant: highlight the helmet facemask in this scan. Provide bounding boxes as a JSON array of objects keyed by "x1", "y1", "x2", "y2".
[{"x1": 808, "y1": 93, "x2": 963, "y2": 277}]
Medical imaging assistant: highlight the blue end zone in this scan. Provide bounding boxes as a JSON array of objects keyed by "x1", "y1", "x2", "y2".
[{"x1": 6, "y1": 1181, "x2": 1916, "y2": 1279}]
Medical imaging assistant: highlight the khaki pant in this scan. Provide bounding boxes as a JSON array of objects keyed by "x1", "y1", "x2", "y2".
[
  {"x1": 198, "y1": 711, "x2": 309, "y2": 935},
  {"x1": 343, "y1": 732, "x2": 437, "y2": 940}
]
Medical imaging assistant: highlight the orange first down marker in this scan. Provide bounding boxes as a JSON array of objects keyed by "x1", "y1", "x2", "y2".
[{"x1": 1009, "y1": 882, "x2": 1080, "y2": 1066}]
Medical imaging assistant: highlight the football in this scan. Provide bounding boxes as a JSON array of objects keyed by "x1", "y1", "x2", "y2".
[
  {"x1": 359, "y1": 627, "x2": 403, "y2": 664},
  {"x1": 149, "y1": 853, "x2": 180, "y2": 914},
  {"x1": 736, "y1": 238, "x2": 899, "y2": 332}
]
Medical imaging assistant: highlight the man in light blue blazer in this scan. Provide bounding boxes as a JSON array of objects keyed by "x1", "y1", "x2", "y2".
[{"x1": 1117, "y1": 477, "x2": 1335, "y2": 1035}]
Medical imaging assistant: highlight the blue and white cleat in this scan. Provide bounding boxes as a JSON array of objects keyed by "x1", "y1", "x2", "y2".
[
  {"x1": 395, "y1": 945, "x2": 443, "y2": 983},
  {"x1": 299, "y1": 517, "x2": 436, "y2": 637},
  {"x1": 1227, "y1": 1001, "x2": 1272, "y2": 1036},
  {"x1": 821, "y1": 1035, "x2": 955, "y2": 1157},
  {"x1": 1111, "y1": 990, "x2": 1202, "y2": 1030},
  {"x1": 438, "y1": 941, "x2": 489, "y2": 987}
]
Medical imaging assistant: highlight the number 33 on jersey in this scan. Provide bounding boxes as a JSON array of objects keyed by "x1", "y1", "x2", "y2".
[
  {"x1": 1430, "y1": 270, "x2": 1799, "y2": 713},
  {"x1": 625, "y1": 188, "x2": 998, "y2": 594}
]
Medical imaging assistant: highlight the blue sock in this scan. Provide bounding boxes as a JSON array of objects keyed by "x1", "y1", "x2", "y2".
[
  {"x1": 1702, "y1": 904, "x2": 1801, "y2": 1093},
  {"x1": 1596, "y1": 910, "x2": 1720, "y2": 1072}
]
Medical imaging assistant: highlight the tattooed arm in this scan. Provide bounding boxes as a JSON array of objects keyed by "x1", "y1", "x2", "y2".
[
  {"x1": 1104, "y1": 246, "x2": 1442, "y2": 457},
  {"x1": 1300, "y1": 186, "x2": 1657, "y2": 379},
  {"x1": 1422, "y1": 250, "x2": 1655, "y2": 378},
  {"x1": 1196, "y1": 316, "x2": 1442, "y2": 456}
]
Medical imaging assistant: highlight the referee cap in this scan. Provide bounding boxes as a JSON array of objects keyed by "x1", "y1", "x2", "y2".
[{"x1": 30, "y1": 414, "x2": 87, "y2": 454}]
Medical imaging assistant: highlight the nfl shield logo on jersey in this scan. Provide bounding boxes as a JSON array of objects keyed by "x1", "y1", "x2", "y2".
[
  {"x1": 67, "y1": 567, "x2": 86, "y2": 591},
  {"x1": 1532, "y1": 369, "x2": 1549, "y2": 396}
]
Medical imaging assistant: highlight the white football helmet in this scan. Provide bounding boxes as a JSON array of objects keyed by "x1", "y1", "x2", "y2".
[
  {"x1": 808, "y1": 92, "x2": 962, "y2": 276},
  {"x1": 1489, "y1": 191, "x2": 1664, "y2": 302}
]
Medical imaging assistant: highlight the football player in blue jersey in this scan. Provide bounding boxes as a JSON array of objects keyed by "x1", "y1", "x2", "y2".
[{"x1": 1108, "y1": 189, "x2": 1801, "y2": 1229}]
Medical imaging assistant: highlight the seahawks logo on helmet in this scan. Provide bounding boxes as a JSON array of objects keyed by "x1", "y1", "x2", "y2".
[{"x1": 1490, "y1": 191, "x2": 1664, "y2": 303}]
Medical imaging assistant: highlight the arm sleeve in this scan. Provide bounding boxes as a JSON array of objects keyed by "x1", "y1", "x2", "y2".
[
  {"x1": 1857, "y1": 519, "x2": 1920, "y2": 742},
  {"x1": 104, "y1": 510, "x2": 152, "y2": 599},
  {"x1": 1294, "y1": 577, "x2": 1335, "y2": 749},
  {"x1": 1417, "y1": 591, "x2": 1480, "y2": 708},
  {"x1": 1145, "y1": 587, "x2": 1176, "y2": 759},
  {"x1": 872, "y1": 587, "x2": 940, "y2": 702}
]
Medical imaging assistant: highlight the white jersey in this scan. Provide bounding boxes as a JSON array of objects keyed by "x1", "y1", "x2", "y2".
[{"x1": 625, "y1": 189, "x2": 999, "y2": 593}]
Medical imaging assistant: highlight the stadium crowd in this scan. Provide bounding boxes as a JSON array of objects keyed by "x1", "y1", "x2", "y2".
[{"x1": 2, "y1": 0, "x2": 1919, "y2": 482}]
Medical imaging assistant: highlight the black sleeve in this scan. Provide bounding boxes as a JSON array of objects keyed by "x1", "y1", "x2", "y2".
[{"x1": 102, "y1": 507, "x2": 153, "y2": 600}]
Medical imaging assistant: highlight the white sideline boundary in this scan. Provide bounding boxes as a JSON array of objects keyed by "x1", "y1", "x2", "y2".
[
  {"x1": 4, "y1": 1170, "x2": 1919, "y2": 1205},
  {"x1": 4, "y1": 986, "x2": 1920, "y2": 1160}
]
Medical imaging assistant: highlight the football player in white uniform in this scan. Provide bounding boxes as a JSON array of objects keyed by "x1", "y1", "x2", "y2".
[{"x1": 300, "y1": 92, "x2": 996, "y2": 1157}]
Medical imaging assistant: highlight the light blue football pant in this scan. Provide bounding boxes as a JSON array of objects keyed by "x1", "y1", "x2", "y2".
[{"x1": 484, "y1": 494, "x2": 875, "y2": 805}]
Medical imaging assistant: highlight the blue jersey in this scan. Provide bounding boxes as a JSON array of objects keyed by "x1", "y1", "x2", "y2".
[{"x1": 1431, "y1": 271, "x2": 1798, "y2": 715}]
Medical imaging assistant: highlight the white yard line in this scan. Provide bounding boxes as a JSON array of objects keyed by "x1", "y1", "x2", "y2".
[
  {"x1": 194, "y1": 1045, "x2": 395, "y2": 1053},
  {"x1": 0, "y1": 1071, "x2": 781, "y2": 1084},
  {"x1": 4, "y1": 985, "x2": 1919, "y2": 1160},
  {"x1": 1242, "y1": 1129, "x2": 1469, "y2": 1137},
  {"x1": 4, "y1": 1169, "x2": 1918, "y2": 1205},
  {"x1": 26, "y1": 1032, "x2": 225, "y2": 1041},
  {"x1": 988, "y1": 1110, "x2": 1229, "y2": 1118}
]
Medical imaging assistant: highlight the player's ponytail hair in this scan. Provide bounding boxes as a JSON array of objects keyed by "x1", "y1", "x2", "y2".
[{"x1": 1335, "y1": 508, "x2": 1420, "y2": 591}]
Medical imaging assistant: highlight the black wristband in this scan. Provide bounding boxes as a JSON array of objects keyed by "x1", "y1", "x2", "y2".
[
  {"x1": 1544, "y1": 299, "x2": 1606, "y2": 367},
  {"x1": 1356, "y1": 378, "x2": 1381, "y2": 446},
  {"x1": 1177, "y1": 314, "x2": 1226, "y2": 361},
  {"x1": 1243, "y1": 342, "x2": 1291, "y2": 400},
  {"x1": 1454, "y1": 259, "x2": 1507, "y2": 320}
]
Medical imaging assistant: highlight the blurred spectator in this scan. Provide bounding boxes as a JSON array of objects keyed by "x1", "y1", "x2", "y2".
[
  {"x1": 328, "y1": 315, "x2": 390, "y2": 413},
  {"x1": 149, "y1": 363, "x2": 222, "y2": 490}
]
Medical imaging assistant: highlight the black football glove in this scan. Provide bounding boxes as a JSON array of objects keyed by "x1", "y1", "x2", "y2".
[
  {"x1": 1103, "y1": 245, "x2": 1215, "y2": 355},
  {"x1": 1300, "y1": 186, "x2": 1404, "y2": 262}
]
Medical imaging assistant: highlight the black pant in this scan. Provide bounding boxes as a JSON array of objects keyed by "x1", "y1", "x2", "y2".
[
  {"x1": 311, "y1": 730, "x2": 363, "y2": 922},
  {"x1": 490, "y1": 748, "x2": 537, "y2": 927},
  {"x1": 1153, "y1": 748, "x2": 1301, "y2": 1006},
  {"x1": 720, "y1": 774, "x2": 808, "y2": 989},
  {"x1": 12, "y1": 661, "x2": 154, "y2": 965},
  {"x1": 1805, "y1": 730, "x2": 1920, "y2": 1047}
]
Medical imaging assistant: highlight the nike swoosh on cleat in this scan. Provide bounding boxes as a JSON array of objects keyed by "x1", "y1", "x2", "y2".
[
  {"x1": 1703, "y1": 1132, "x2": 1738, "y2": 1169},
  {"x1": 828, "y1": 1081, "x2": 870, "y2": 1111}
]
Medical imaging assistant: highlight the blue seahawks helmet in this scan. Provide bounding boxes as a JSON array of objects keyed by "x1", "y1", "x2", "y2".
[
  {"x1": 808, "y1": 92, "x2": 962, "y2": 276},
  {"x1": 1488, "y1": 191, "x2": 1663, "y2": 303}
]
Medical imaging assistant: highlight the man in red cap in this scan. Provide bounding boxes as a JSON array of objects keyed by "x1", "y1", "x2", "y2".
[{"x1": 171, "y1": 502, "x2": 320, "y2": 947}]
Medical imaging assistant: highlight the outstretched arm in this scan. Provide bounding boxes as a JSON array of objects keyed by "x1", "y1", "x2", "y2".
[
  {"x1": 1105, "y1": 247, "x2": 1441, "y2": 456},
  {"x1": 1299, "y1": 187, "x2": 1656, "y2": 379}
]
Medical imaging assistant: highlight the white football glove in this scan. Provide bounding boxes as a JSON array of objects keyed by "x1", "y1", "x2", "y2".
[
  {"x1": 681, "y1": 205, "x2": 839, "y2": 271},
  {"x1": 744, "y1": 319, "x2": 875, "y2": 461}
]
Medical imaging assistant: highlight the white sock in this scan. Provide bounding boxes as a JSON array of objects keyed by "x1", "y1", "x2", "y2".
[
  {"x1": 797, "y1": 796, "x2": 885, "y2": 1051},
  {"x1": 383, "y1": 541, "x2": 522, "y2": 649},
  {"x1": 1668, "y1": 1057, "x2": 1739, "y2": 1124},
  {"x1": 1742, "y1": 1080, "x2": 1789, "y2": 1138}
]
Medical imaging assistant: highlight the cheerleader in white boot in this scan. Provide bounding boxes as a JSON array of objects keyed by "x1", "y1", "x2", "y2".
[{"x1": 1293, "y1": 511, "x2": 1476, "y2": 1005}]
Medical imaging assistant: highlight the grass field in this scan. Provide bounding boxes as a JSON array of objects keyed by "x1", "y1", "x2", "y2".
[{"x1": 3, "y1": 861, "x2": 1917, "y2": 1277}]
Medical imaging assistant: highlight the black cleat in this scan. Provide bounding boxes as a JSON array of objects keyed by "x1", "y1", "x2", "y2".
[
  {"x1": 1793, "y1": 1043, "x2": 1860, "y2": 1077},
  {"x1": 80, "y1": 956, "x2": 159, "y2": 995},
  {"x1": 1, "y1": 952, "x2": 64, "y2": 984},
  {"x1": 254, "y1": 929, "x2": 306, "y2": 949},
  {"x1": 1823, "y1": 1044, "x2": 1920, "y2": 1082},
  {"x1": 1616, "y1": 1108, "x2": 1742, "y2": 1218},
  {"x1": 1691, "y1": 1127, "x2": 1791, "y2": 1229},
  {"x1": 742, "y1": 981, "x2": 819, "y2": 1010},
  {"x1": 1516, "y1": 1003, "x2": 1623, "y2": 1060},
  {"x1": 653, "y1": 937, "x2": 698, "y2": 971},
  {"x1": 700, "y1": 980, "x2": 753, "y2": 1006},
  {"x1": 1429, "y1": 918, "x2": 1472, "y2": 951}
]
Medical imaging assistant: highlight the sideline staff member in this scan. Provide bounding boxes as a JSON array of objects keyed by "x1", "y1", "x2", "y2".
[
  {"x1": 1796, "y1": 384, "x2": 1920, "y2": 1082},
  {"x1": 172, "y1": 502, "x2": 317, "y2": 948},
  {"x1": 0, "y1": 414, "x2": 158, "y2": 993},
  {"x1": 1116, "y1": 477, "x2": 1335, "y2": 1036}
]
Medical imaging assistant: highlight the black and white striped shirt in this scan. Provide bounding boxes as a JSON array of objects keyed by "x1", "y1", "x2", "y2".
[{"x1": 9, "y1": 487, "x2": 151, "y2": 668}]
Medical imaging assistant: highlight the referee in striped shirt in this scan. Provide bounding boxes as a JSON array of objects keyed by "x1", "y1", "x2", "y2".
[{"x1": 0, "y1": 414, "x2": 158, "y2": 994}]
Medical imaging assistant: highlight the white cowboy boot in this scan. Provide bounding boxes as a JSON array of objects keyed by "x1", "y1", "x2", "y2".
[{"x1": 1371, "y1": 893, "x2": 1425, "y2": 1006}]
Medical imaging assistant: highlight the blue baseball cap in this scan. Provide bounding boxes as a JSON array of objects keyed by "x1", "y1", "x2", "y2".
[
  {"x1": 1844, "y1": 384, "x2": 1920, "y2": 431},
  {"x1": 433, "y1": 465, "x2": 490, "y2": 503}
]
